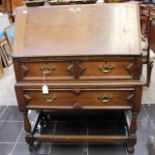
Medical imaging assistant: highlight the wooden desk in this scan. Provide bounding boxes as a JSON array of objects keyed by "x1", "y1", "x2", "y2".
[{"x1": 13, "y1": 3, "x2": 143, "y2": 153}]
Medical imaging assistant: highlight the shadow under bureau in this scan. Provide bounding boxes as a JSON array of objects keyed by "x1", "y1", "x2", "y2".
[{"x1": 13, "y1": 3, "x2": 143, "y2": 153}]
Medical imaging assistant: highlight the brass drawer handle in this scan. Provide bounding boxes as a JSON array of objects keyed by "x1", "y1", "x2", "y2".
[
  {"x1": 40, "y1": 64, "x2": 56, "y2": 74},
  {"x1": 98, "y1": 65, "x2": 114, "y2": 73},
  {"x1": 98, "y1": 95, "x2": 113, "y2": 103},
  {"x1": 43, "y1": 95, "x2": 57, "y2": 103}
]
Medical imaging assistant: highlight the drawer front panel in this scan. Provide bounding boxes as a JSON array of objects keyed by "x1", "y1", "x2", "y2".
[
  {"x1": 80, "y1": 60, "x2": 140, "y2": 80},
  {"x1": 15, "y1": 58, "x2": 141, "y2": 81},
  {"x1": 21, "y1": 89, "x2": 134, "y2": 109},
  {"x1": 20, "y1": 61, "x2": 74, "y2": 81}
]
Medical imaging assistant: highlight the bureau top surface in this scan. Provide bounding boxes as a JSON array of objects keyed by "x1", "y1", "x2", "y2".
[{"x1": 13, "y1": 2, "x2": 141, "y2": 57}]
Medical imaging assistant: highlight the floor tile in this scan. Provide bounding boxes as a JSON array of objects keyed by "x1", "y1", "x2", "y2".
[
  {"x1": 54, "y1": 122, "x2": 87, "y2": 135},
  {"x1": 0, "y1": 97, "x2": 17, "y2": 106},
  {"x1": 12, "y1": 143, "x2": 50, "y2": 155},
  {"x1": 142, "y1": 91, "x2": 155, "y2": 104},
  {"x1": 137, "y1": 120, "x2": 155, "y2": 144},
  {"x1": 88, "y1": 121, "x2": 125, "y2": 135},
  {"x1": 144, "y1": 104, "x2": 155, "y2": 120},
  {"x1": 127, "y1": 143, "x2": 148, "y2": 155},
  {"x1": 55, "y1": 115, "x2": 87, "y2": 122},
  {"x1": 50, "y1": 143, "x2": 87, "y2": 155},
  {"x1": 87, "y1": 111, "x2": 123, "y2": 122},
  {"x1": 0, "y1": 106, "x2": 22, "y2": 121},
  {"x1": 18, "y1": 128, "x2": 25, "y2": 143},
  {"x1": 0, "y1": 122, "x2": 23, "y2": 142},
  {"x1": 0, "y1": 106, "x2": 7, "y2": 118},
  {"x1": 0, "y1": 144, "x2": 14, "y2": 155},
  {"x1": 137, "y1": 105, "x2": 150, "y2": 121},
  {"x1": 36, "y1": 121, "x2": 55, "y2": 135},
  {"x1": 145, "y1": 135, "x2": 155, "y2": 155},
  {"x1": 88, "y1": 144, "x2": 126, "y2": 155},
  {"x1": 0, "y1": 86, "x2": 16, "y2": 97}
]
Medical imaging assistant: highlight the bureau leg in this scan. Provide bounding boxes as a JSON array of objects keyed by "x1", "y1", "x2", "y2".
[
  {"x1": 127, "y1": 135, "x2": 136, "y2": 153},
  {"x1": 127, "y1": 112, "x2": 137, "y2": 153},
  {"x1": 23, "y1": 111, "x2": 36, "y2": 151},
  {"x1": 25, "y1": 135, "x2": 36, "y2": 151}
]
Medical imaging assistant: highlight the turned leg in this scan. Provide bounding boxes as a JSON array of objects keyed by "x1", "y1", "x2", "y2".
[
  {"x1": 25, "y1": 134, "x2": 36, "y2": 151},
  {"x1": 147, "y1": 61, "x2": 153, "y2": 87},
  {"x1": 127, "y1": 112, "x2": 137, "y2": 153},
  {"x1": 23, "y1": 111, "x2": 36, "y2": 151}
]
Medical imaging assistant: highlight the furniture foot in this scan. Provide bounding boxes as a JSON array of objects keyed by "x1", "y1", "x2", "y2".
[
  {"x1": 126, "y1": 112, "x2": 137, "y2": 153},
  {"x1": 127, "y1": 146, "x2": 135, "y2": 153},
  {"x1": 25, "y1": 135, "x2": 36, "y2": 152},
  {"x1": 29, "y1": 144, "x2": 36, "y2": 152},
  {"x1": 127, "y1": 135, "x2": 136, "y2": 153}
]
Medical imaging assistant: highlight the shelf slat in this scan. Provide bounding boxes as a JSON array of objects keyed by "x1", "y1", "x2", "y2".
[{"x1": 34, "y1": 134, "x2": 128, "y2": 143}]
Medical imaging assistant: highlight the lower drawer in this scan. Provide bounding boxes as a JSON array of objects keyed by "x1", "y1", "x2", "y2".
[{"x1": 17, "y1": 88, "x2": 135, "y2": 110}]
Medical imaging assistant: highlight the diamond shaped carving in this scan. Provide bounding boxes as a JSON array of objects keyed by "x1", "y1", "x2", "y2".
[
  {"x1": 125, "y1": 63, "x2": 134, "y2": 76},
  {"x1": 72, "y1": 89, "x2": 82, "y2": 95},
  {"x1": 21, "y1": 64, "x2": 29, "y2": 76},
  {"x1": 23, "y1": 94, "x2": 31, "y2": 104},
  {"x1": 67, "y1": 61, "x2": 86, "y2": 79},
  {"x1": 67, "y1": 64, "x2": 74, "y2": 75},
  {"x1": 126, "y1": 94, "x2": 134, "y2": 105},
  {"x1": 73, "y1": 102, "x2": 82, "y2": 110}
]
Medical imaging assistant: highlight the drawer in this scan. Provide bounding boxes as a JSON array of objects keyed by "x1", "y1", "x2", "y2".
[
  {"x1": 14, "y1": 58, "x2": 141, "y2": 82},
  {"x1": 19, "y1": 88, "x2": 135, "y2": 110}
]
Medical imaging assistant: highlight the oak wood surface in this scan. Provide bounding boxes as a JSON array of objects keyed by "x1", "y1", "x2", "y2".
[
  {"x1": 13, "y1": 2, "x2": 141, "y2": 57},
  {"x1": 15, "y1": 81, "x2": 143, "y2": 87},
  {"x1": 13, "y1": 2, "x2": 143, "y2": 152},
  {"x1": 15, "y1": 82, "x2": 141, "y2": 112},
  {"x1": 21, "y1": 88, "x2": 134, "y2": 108},
  {"x1": 13, "y1": 57, "x2": 142, "y2": 82},
  {"x1": 34, "y1": 135, "x2": 128, "y2": 143}
]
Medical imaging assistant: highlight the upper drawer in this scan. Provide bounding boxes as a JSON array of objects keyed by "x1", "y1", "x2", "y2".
[{"x1": 13, "y1": 57, "x2": 142, "y2": 82}]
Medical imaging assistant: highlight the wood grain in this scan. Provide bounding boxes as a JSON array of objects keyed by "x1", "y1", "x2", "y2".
[{"x1": 13, "y1": 3, "x2": 141, "y2": 57}]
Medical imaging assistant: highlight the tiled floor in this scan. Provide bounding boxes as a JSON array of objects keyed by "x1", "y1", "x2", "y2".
[{"x1": 0, "y1": 105, "x2": 155, "y2": 155}]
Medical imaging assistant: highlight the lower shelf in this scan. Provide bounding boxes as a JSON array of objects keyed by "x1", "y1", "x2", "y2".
[{"x1": 32, "y1": 111, "x2": 128, "y2": 143}]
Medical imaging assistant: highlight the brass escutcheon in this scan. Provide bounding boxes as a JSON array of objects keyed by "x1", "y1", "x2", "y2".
[
  {"x1": 98, "y1": 95, "x2": 113, "y2": 103},
  {"x1": 40, "y1": 64, "x2": 56, "y2": 74},
  {"x1": 98, "y1": 65, "x2": 114, "y2": 73},
  {"x1": 43, "y1": 95, "x2": 57, "y2": 103}
]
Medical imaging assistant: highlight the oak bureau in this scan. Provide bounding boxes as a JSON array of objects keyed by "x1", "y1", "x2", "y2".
[{"x1": 13, "y1": 3, "x2": 143, "y2": 153}]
